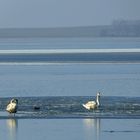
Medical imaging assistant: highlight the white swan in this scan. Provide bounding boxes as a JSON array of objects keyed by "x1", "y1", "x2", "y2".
[
  {"x1": 6, "y1": 99, "x2": 18, "y2": 115},
  {"x1": 83, "y1": 92, "x2": 100, "y2": 110}
]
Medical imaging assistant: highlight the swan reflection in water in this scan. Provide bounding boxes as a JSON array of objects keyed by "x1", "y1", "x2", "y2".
[
  {"x1": 83, "y1": 119, "x2": 100, "y2": 140},
  {"x1": 6, "y1": 119, "x2": 18, "y2": 140}
]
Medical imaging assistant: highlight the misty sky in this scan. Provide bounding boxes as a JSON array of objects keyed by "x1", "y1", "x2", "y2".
[{"x1": 0, "y1": 0, "x2": 140, "y2": 28}]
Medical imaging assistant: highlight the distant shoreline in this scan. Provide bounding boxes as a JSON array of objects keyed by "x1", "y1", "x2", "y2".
[{"x1": 0, "y1": 21, "x2": 140, "y2": 38}]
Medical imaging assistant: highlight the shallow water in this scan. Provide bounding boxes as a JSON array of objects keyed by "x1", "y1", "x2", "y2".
[
  {"x1": 0, "y1": 96, "x2": 140, "y2": 119},
  {"x1": 0, "y1": 119, "x2": 140, "y2": 140}
]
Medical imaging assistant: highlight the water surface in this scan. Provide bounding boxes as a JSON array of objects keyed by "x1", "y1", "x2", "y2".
[
  {"x1": 0, "y1": 119, "x2": 140, "y2": 140},
  {"x1": 0, "y1": 37, "x2": 140, "y2": 139}
]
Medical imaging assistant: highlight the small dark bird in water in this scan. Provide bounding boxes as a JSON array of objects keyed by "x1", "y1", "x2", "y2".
[
  {"x1": 6, "y1": 99, "x2": 18, "y2": 116},
  {"x1": 33, "y1": 105, "x2": 40, "y2": 110}
]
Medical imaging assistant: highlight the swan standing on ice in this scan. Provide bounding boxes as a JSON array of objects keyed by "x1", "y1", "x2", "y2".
[
  {"x1": 6, "y1": 99, "x2": 18, "y2": 116},
  {"x1": 83, "y1": 92, "x2": 100, "y2": 110}
]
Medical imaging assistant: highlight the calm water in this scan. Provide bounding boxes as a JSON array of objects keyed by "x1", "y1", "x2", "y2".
[
  {"x1": 0, "y1": 119, "x2": 140, "y2": 140},
  {"x1": 0, "y1": 38, "x2": 140, "y2": 139},
  {"x1": 0, "y1": 64, "x2": 140, "y2": 97},
  {"x1": 0, "y1": 37, "x2": 140, "y2": 49}
]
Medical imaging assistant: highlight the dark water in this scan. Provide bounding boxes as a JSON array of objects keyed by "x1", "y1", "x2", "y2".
[
  {"x1": 0, "y1": 52, "x2": 140, "y2": 63},
  {"x1": 0, "y1": 96, "x2": 140, "y2": 119}
]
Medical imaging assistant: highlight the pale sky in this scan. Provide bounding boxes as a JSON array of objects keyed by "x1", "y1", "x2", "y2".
[{"x1": 0, "y1": 0, "x2": 140, "y2": 28}]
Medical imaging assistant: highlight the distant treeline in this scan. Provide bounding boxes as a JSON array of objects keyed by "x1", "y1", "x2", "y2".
[{"x1": 0, "y1": 20, "x2": 140, "y2": 38}]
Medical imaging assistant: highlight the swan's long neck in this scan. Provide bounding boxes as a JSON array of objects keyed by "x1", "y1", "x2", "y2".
[{"x1": 96, "y1": 95, "x2": 100, "y2": 107}]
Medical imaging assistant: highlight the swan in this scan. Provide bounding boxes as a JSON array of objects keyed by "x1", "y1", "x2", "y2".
[
  {"x1": 82, "y1": 92, "x2": 100, "y2": 110},
  {"x1": 6, "y1": 99, "x2": 18, "y2": 115}
]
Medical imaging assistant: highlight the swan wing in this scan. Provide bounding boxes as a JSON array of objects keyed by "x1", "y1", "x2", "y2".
[
  {"x1": 6, "y1": 103, "x2": 12, "y2": 112},
  {"x1": 6, "y1": 103, "x2": 17, "y2": 113},
  {"x1": 83, "y1": 101, "x2": 96, "y2": 110},
  {"x1": 82, "y1": 104, "x2": 91, "y2": 110}
]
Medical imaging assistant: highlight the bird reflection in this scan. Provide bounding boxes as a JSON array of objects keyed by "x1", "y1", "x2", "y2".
[
  {"x1": 6, "y1": 119, "x2": 18, "y2": 140},
  {"x1": 83, "y1": 119, "x2": 100, "y2": 140}
]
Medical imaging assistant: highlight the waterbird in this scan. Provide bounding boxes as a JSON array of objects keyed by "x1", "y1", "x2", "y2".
[
  {"x1": 33, "y1": 105, "x2": 40, "y2": 110},
  {"x1": 6, "y1": 99, "x2": 18, "y2": 116},
  {"x1": 82, "y1": 92, "x2": 100, "y2": 110}
]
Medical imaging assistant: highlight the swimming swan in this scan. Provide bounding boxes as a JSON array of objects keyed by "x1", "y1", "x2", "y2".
[
  {"x1": 6, "y1": 99, "x2": 18, "y2": 115},
  {"x1": 82, "y1": 92, "x2": 100, "y2": 110}
]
